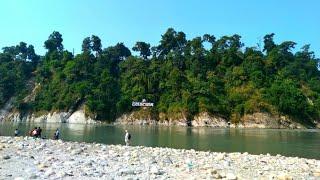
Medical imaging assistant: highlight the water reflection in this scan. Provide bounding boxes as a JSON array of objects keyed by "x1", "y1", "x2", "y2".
[{"x1": 0, "y1": 122, "x2": 319, "y2": 159}]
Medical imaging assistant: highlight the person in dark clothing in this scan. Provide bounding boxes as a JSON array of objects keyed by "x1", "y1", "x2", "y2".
[
  {"x1": 53, "y1": 129, "x2": 60, "y2": 140},
  {"x1": 37, "y1": 127, "x2": 42, "y2": 138}
]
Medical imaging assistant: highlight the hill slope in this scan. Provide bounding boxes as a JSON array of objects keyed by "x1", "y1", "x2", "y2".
[{"x1": 1, "y1": 29, "x2": 320, "y2": 128}]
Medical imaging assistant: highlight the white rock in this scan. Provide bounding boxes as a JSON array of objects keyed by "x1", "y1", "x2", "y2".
[
  {"x1": 44, "y1": 168, "x2": 55, "y2": 177},
  {"x1": 215, "y1": 153, "x2": 225, "y2": 161},
  {"x1": 150, "y1": 166, "x2": 164, "y2": 175},
  {"x1": 14, "y1": 177, "x2": 24, "y2": 180},
  {"x1": 220, "y1": 172, "x2": 226, "y2": 178},
  {"x1": 45, "y1": 156, "x2": 54, "y2": 161},
  {"x1": 277, "y1": 173, "x2": 293, "y2": 180},
  {"x1": 71, "y1": 149, "x2": 83, "y2": 155},
  {"x1": 313, "y1": 169, "x2": 320, "y2": 177},
  {"x1": 212, "y1": 173, "x2": 222, "y2": 179},
  {"x1": 226, "y1": 172, "x2": 237, "y2": 180},
  {"x1": 263, "y1": 166, "x2": 270, "y2": 171},
  {"x1": 57, "y1": 171, "x2": 66, "y2": 178}
]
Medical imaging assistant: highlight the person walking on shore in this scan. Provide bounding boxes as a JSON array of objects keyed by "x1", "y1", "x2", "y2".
[
  {"x1": 31, "y1": 127, "x2": 37, "y2": 137},
  {"x1": 14, "y1": 129, "x2": 19, "y2": 136},
  {"x1": 54, "y1": 128, "x2": 60, "y2": 140},
  {"x1": 37, "y1": 127, "x2": 42, "y2": 138},
  {"x1": 124, "y1": 130, "x2": 131, "y2": 146}
]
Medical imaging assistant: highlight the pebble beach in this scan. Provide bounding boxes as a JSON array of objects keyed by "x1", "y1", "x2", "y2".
[{"x1": 0, "y1": 136, "x2": 319, "y2": 180}]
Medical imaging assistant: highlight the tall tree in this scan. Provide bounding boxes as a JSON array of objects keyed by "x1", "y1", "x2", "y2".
[
  {"x1": 263, "y1": 33, "x2": 276, "y2": 53},
  {"x1": 132, "y1": 41, "x2": 151, "y2": 60},
  {"x1": 44, "y1": 31, "x2": 63, "y2": 53},
  {"x1": 91, "y1": 35, "x2": 102, "y2": 54},
  {"x1": 156, "y1": 28, "x2": 187, "y2": 58},
  {"x1": 82, "y1": 37, "x2": 91, "y2": 53}
]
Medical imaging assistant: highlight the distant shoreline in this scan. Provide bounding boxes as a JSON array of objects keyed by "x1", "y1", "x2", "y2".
[{"x1": 1, "y1": 120, "x2": 320, "y2": 130}]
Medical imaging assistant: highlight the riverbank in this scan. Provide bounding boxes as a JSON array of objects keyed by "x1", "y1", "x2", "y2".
[
  {"x1": 0, "y1": 136, "x2": 319, "y2": 179},
  {"x1": 2, "y1": 105, "x2": 319, "y2": 129}
]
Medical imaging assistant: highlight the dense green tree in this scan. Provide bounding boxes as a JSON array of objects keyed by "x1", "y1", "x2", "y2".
[
  {"x1": 155, "y1": 28, "x2": 187, "y2": 58},
  {"x1": 91, "y1": 35, "x2": 102, "y2": 54},
  {"x1": 44, "y1": 31, "x2": 63, "y2": 53},
  {"x1": 82, "y1": 37, "x2": 91, "y2": 53},
  {"x1": 132, "y1": 42, "x2": 151, "y2": 60},
  {"x1": 263, "y1": 33, "x2": 276, "y2": 53}
]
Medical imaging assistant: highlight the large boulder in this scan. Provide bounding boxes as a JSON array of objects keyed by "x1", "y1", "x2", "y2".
[
  {"x1": 67, "y1": 109, "x2": 95, "y2": 124},
  {"x1": 47, "y1": 112, "x2": 69, "y2": 123},
  {"x1": 191, "y1": 112, "x2": 228, "y2": 127}
]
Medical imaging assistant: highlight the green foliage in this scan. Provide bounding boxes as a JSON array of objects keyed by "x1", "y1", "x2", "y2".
[
  {"x1": 265, "y1": 79, "x2": 312, "y2": 119},
  {"x1": 1, "y1": 29, "x2": 320, "y2": 126},
  {"x1": 132, "y1": 42, "x2": 151, "y2": 60},
  {"x1": 0, "y1": 43, "x2": 36, "y2": 108},
  {"x1": 44, "y1": 31, "x2": 64, "y2": 53}
]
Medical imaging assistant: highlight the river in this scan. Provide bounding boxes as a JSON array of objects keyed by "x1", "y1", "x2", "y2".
[{"x1": 0, "y1": 122, "x2": 319, "y2": 159}]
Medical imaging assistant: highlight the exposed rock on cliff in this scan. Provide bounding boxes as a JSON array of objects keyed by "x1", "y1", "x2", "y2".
[
  {"x1": 2, "y1": 108, "x2": 95, "y2": 124},
  {"x1": 0, "y1": 80, "x2": 95, "y2": 124},
  {"x1": 115, "y1": 111, "x2": 312, "y2": 129},
  {"x1": 115, "y1": 109, "x2": 157, "y2": 125},
  {"x1": 116, "y1": 111, "x2": 228, "y2": 127},
  {"x1": 192, "y1": 112, "x2": 228, "y2": 127},
  {"x1": 0, "y1": 98, "x2": 15, "y2": 121},
  {"x1": 158, "y1": 112, "x2": 190, "y2": 126},
  {"x1": 238, "y1": 113, "x2": 304, "y2": 129}
]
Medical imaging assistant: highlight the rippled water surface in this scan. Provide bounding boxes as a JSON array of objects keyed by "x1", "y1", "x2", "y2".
[{"x1": 0, "y1": 122, "x2": 319, "y2": 159}]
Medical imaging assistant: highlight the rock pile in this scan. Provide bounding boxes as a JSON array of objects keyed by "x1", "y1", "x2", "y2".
[{"x1": 0, "y1": 136, "x2": 319, "y2": 179}]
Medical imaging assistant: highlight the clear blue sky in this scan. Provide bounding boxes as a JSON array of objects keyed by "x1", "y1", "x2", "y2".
[{"x1": 0, "y1": 0, "x2": 319, "y2": 56}]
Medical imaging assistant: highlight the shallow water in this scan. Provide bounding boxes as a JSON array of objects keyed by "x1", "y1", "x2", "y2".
[{"x1": 0, "y1": 122, "x2": 319, "y2": 159}]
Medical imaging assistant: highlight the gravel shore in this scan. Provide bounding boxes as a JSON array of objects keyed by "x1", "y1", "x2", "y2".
[{"x1": 0, "y1": 136, "x2": 319, "y2": 180}]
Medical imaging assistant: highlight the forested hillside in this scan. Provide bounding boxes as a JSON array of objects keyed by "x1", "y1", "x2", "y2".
[{"x1": 1, "y1": 29, "x2": 319, "y2": 126}]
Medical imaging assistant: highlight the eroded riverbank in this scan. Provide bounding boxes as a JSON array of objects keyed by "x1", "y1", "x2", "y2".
[{"x1": 0, "y1": 136, "x2": 319, "y2": 179}]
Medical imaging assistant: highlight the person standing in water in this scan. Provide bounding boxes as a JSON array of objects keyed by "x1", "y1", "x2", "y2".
[{"x1": 124, "y1": 130, "x2": 131, "y2": 146}]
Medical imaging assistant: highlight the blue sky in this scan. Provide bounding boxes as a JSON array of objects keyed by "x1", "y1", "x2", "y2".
[{"x1": 0, "y1": 0, "x2": 319, "y2": 56}]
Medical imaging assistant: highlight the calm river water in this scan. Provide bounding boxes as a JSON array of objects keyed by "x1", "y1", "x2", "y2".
[{"x1": 0, "y1": 122, "x2": 319, "y2": 159}]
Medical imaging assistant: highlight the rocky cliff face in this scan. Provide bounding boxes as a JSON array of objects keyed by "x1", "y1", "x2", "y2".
[
  {"x1": 0, "y1": 81, "x2": 95, "y2": 124},
  {"x1": 157, "y1": 112, "x2": 190, "y2": 126},
  {"x1": 0, "y1": 98, "x2": 15, "y2": 122},
  {"x1": 237, "y1": 113, "x2": 305, "y2": 129},
  {"x1": 0, "y1": 93, "x2": 315, "y2": 128},
  {"x1": 116, "y1": 111, "x2": 229, "y2": 127},
  {"x1": 1, "y1": 107, "x2": 95, "y2": 124},
  {"x1": 115, "y1": 111, "x2": 312, "y2": 129},
  {"x1": 115, "y1": 109, "x2": 157, "y2": 125},
  {"x1": 192, "y1": 112, "x2": 228, "y2": 127}
]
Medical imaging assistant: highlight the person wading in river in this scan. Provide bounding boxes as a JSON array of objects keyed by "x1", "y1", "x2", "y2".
[{"x1": 124, "y1": 130, "x2": 131, "y2": 146}]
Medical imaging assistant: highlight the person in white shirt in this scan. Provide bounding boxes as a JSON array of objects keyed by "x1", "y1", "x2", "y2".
[
  {"x1": 14, "y1": 129, "x2": 19, "y2": 136},
  {"x1": 124, "y1": 130, "x2": 131, "y2": 146}
]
